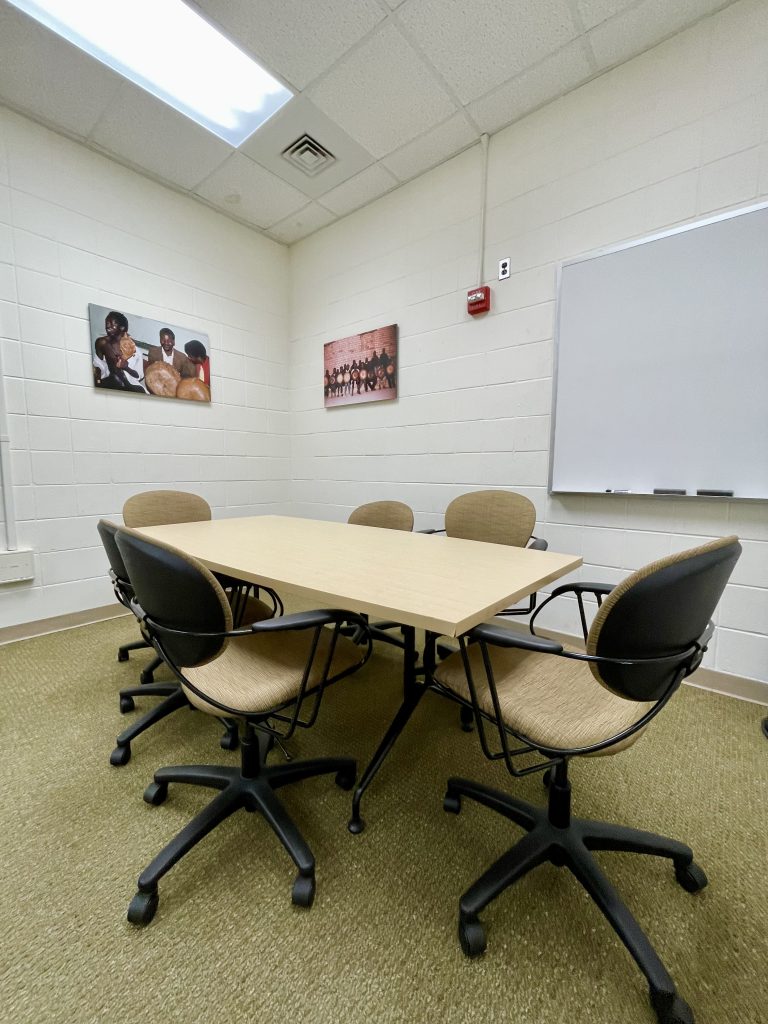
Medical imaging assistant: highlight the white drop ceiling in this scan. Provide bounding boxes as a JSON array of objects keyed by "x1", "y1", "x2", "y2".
[{"x1": 0, "y1": 0, "x2": 738, "y2": 244}]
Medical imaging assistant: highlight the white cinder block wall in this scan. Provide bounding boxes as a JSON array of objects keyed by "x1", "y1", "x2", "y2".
[
  {"x1": 288, "y1": 0, "x2": 768, "y2": 686},
  {"x1": 0, "y1": 108, "x2": 291, "y2": 628}
]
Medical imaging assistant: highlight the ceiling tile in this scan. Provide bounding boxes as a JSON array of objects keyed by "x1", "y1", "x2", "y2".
[
  {"x1": 194, "y1": 0, "x2": 385, "y2": 91},
  {"x1": 309, "y1": 22, "x2": 457, "y2": 158},
  {"x1": 319, "y1": 164, "x2": 398, "y2": 216},
  {"x1": 397, "y1": 0, "x2": 579, "y2": 104},
  {"x1": 468, "y1": 40, "x2": 594, "y2": 134},
  {"x1": 588, "y1": 0, "x2": 736, "y2": 70},
  {"x1": 381, "y1": 112, "x2": 477, "y2": 182},
  {"x1": 240, "y1": 97, "x2": 374, "y2": 199},
  {"x1": 0, "y1": 6, "x2": 122, "y2": 139},
  {"x1": 89, "y1": 84, "x2": 233, "y2": 191},
  {"x1": 267, "y1": 202, "x2": 337, "y2": 244},
  {"x1": 194, "y1": 153, "x2": 308, "y2": 228},
  {"x1": 577, "y1": 0, "x2": 636, "y2": 30}
]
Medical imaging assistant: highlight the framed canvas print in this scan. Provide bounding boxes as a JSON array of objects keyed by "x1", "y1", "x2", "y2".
[
  {"x1": 89, "y1": 304, "x2": 211, "y2": 402},
  {"x1": 324, "y1": 324, "x2": 397, "y2": 408}
]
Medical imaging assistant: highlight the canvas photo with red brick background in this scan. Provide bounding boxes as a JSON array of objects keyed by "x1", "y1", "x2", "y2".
[{"x1": 323, "y1": 324, "x2": 397, "y2": 408}]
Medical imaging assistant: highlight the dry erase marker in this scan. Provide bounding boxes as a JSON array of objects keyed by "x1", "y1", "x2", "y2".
[
  {"x1": 605, "y1": 489, "x2": 630, "y2": 493},
  {"x1": 696, "y1": 489, "x2": 734, "y2": 497}
]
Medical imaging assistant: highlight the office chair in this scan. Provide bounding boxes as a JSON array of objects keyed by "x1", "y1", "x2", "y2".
[
  {"x1": 347, "y1": 501, "x2": 415, "y2": 653},
  {"x1": 99, "y1": 519, "x2": 274, "y2": 765},
  {"x1": 123, "y1": 489, "x2": 284, "y2": 619},
  {"x1": 114, "y1": 491, "x2": 214, "y2": 681},
  {"x1": 114, "y1": 526, "x2": 371, "y2": 925},
  {"x1": 431, "y1": 536, "x2": 741, "y2": 1024},
  {"x1": 348, "y1": 500, "x2": 414, "y2": 532},
  {"x1": 436, "y1": 489, "x2": 548, "y2": 616},
  {"x1": 428, "y1": 490, "x2": 549, "y2": 727}
]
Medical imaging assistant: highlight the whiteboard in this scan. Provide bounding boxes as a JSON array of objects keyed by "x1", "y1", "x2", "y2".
[{"x1": 549, "y1": 202, "x2": 768, "y2": 500}]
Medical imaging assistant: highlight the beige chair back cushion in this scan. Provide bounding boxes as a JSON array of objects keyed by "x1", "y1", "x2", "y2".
[
  {"x1": 123, "y1": 490, "x2": 212, "y2": 528},
  {"x1": 348, "y1": 500, "x2": 414, "y2": 532},
  {"x1": 444, "y1": 490, "x2": 535, "y2": 547}
]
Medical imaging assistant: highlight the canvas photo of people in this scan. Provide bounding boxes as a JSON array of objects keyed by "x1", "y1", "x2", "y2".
[
  {"x1": 89, "y1": 304, "x2": 211, "y2": 402},
  {"x1": 324, "y1": 324, "x2": 397, "y2": 408}
]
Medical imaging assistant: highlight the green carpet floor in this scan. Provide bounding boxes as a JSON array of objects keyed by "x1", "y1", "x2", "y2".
[{"x1": 0, "y1": 612, "x2": 766, "y2": 1024}]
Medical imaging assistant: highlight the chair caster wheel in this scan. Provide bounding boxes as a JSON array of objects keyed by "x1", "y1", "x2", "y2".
[
  {"x1": 143, "y1": 782, "x2": 168, "y2": 806},
  {"x1": 140, "y1": 669, "x2": 154, "y2": 685},
  {"x1": 127, "y1": 888, "x2": 158, "y2": 926},
  {"x1": 291, "y1": 872, "x2": 315, "y2": 908},
  {"x1": 117, "y1": 650, "x2": 129, "y2": 663},
  {"x1": 458, "y1": 916, "x2": 486, "y2": 958},
  {"x1": 674, "y1": 860, "x2": 707, "y2": 893},
  {"x1": 110, "y1": 743, "x2": 131, "y2": 766},
  {"x1": 335, "y1": 768, "x2": 356, "y2": 791},
  {"x1": 650, "y1": 990, "x2": 694, "y2": 1024},
  {"x1": 220, "y1": 729, "x2": 239, "y2": 751},
  {"x1": 443, "y1": 791, "x2": 461, "y2": 814},
  {"x1": 119, "y1": 695, "x2": 135, "y2": 714}
]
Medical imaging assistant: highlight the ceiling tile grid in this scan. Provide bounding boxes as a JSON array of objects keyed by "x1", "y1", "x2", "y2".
[
  {"x1": 89, "y1": 84, "x2": 234, "y2": 192},
  {"x1": 0, "y1": 6, "x2": 122, "y2": 139},
  {"x1": 0, "y1": 0, "x2": 743, "y2": 243},
  {"x1": 268, "y1": 202, "x2": 337, "y2": 245},
  {"x1": 194, "y1": 153, "x2": 308, "y2": 228},
  {"x1": 318, "y1": 163, "x2": 399, "y2": 217},
  {"x1": 193, "y1": 0, "x2": 387, "y2": 91},
  {"x1": 468, "y1": 39, "x2": 596, "y2": 135},
  {"x1": 587, "y1": 0, "x2": 736, "y2": 70},
  {"x1": 381, "y1": 111, "x2": 477, "y2": 182},
  {"x1": 396, "y1": 0, "x2": 581, "y2": 103},
  {"x1": 307, "y1": 21, "x2": 458, "y2": 158}
]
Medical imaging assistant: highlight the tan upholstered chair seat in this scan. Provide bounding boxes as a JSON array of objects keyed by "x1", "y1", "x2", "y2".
[
  {"x1": 434, "y1": 641, "x2": 654, "y2": 755},
  {"x1": 183, "y1": 628, "x2": 363, "y2": 716},
  {"x1": 231, "y1": 594, "x2": 274, "y2": 626}
]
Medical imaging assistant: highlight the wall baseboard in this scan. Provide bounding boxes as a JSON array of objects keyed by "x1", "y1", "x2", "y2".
[
  {"x1": 0, "y1": 604, "x2": 129, "y2": 646},
  {"x1": 527, "y1": 625, "x2": 768, "y2": 707},
  {"x1": 1, "y1": 606, "x2": 765, "y2": 706}
]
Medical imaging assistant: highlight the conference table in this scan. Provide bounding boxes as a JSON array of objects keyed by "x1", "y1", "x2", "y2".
[{"x1": 135, "y1": 515, "x2": 582, "y2": 831}]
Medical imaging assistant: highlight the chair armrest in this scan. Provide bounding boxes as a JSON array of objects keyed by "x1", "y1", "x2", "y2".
[
  {"x1": 249, "y1": 609, "x2": 366, "y2": 634},
  {"x1": 527, "y1": 536, "x2": 548, "y2": 551},
  {"x1": 468, "y1": 622, "x2": 563, "y2": 654},
  {"x1": 548, "y1": 581, "x2": 614, "y2": 600}
]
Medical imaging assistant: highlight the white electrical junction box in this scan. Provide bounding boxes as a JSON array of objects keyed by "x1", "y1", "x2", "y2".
[{"x1": 0, "y1": 548, "x2": 35, "y2": 584}]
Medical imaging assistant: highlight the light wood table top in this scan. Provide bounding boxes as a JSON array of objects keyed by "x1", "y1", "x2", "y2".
[{"x1": 135, "y1": 515, "x2": 582, "y2": 637}]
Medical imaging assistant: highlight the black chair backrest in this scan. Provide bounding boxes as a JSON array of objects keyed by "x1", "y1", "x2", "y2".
[
  {"x1": 586, "y1": 536, "x2": 740, "y2": 701},
  {"x1": 97, "y1": 519, "x2": 132, "y2": 599},
  {"x1": 115, "y1": 527, "x2": 232, "y2": 668}
]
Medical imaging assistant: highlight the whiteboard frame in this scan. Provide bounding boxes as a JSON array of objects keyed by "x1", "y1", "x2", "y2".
[{"x1": 548, "y1": 199, "x2": 768, "y2": 500}]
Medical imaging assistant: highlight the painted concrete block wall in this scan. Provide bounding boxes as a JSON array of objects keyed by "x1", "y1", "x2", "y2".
[
  {"x1": 288, "y1": 0, "x2": 768, "y2": 685},
  {"x1": 0, "y1": 108, "x2": 290, "y2": 628}
]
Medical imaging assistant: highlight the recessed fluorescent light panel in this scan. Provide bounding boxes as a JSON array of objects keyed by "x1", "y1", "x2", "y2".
[{"x1": 8, "y1": 0, "x2": 293, "y2": 146}]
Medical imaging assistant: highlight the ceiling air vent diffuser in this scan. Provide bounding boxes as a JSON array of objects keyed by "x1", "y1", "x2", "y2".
[{"x1": 281, "y1": 134, "x2": 336, "y2": 177}]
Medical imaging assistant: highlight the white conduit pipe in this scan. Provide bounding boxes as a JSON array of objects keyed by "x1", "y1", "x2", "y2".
[
  {"x1": 476, "y1": 133, "x2": 490, "y2": 285},
  {"x1": 0, "y1": 369, "x2": 18, "y2": 551}
]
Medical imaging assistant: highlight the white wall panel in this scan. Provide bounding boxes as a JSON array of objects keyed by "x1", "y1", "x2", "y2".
[
  {"x1": 0, "y1": 108, "x2": 290, "y2": 628},
  {"x1": 287, "y1": 0, "x2": 768, "y2": 689}
]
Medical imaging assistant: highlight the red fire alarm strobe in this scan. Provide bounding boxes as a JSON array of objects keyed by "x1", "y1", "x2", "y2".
[{"x1": 467, "y1": 285, "x2": 491, "y2": 316}]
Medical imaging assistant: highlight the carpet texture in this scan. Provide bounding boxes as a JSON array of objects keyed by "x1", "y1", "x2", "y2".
[{"x1": 0, "y1": 610, "x2": 765, "y2": 1024}]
